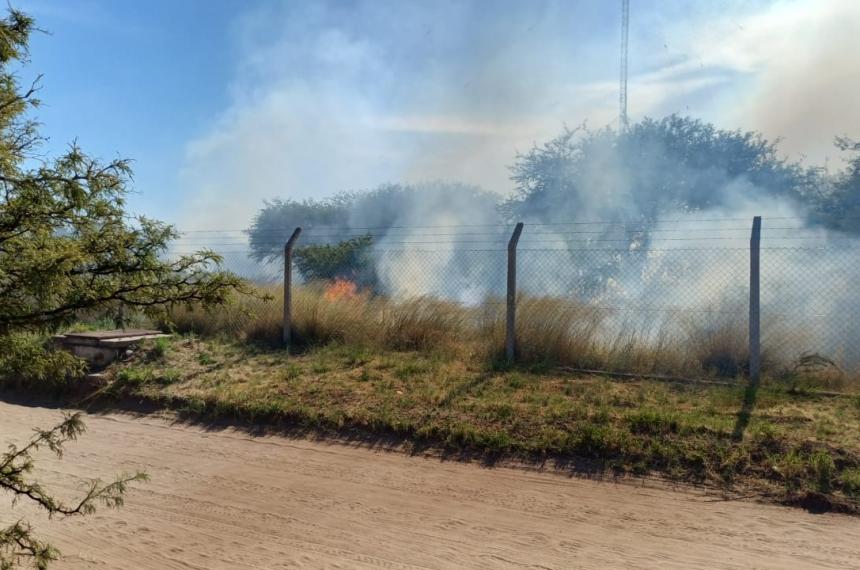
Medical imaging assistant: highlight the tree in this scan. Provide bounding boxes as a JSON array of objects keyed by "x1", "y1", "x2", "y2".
[
  {"x1": 810, "y1": 137, "x2": 860, "y2": 233},
  {"x1": 248, "y1": 194, "x2": 355, "y2": 263},
  {"x1": 0, "y1": 9, "x2": 243, "y2": 567},
  {"x1": 505, "y1": 116, "x2": 818, "y2": 231},
  {"x1": 294, "y1": 235, "x2": 375, "y2": 285},
  {"x1": 502, "y1": 116, "x2": 823, "y2": 295},
  {"x1": 247, "y1": 182, "x2": 500, "y2": 265},
  {"x1": 1, "y1": 414, "x2": 147, "y2": 569},
  {"x1": 0, "y1": 9, "x2": 244, "y2": 382}
]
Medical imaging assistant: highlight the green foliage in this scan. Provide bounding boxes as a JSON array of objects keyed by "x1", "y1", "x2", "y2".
[
  {"x1": 841, "y1": 468, "x2": 860, "y2": 497},
  {"x1": 248, "y1": 195, "x2": 354, "y2": 263},
  {"x1": 0, "y1": 9, "x2": 245, "y2": 393},
  {"x1": 247, "y1": 182, "x2": 499, "y2": 264},
  {"x1": 0, "y1": 334, "x2": 85, "y2": 389},
  {"x1": 1, "y1": 413, "x2": 147, "y2": 569},
  {"x1": 116, "y1": 366, "x2": 179, "y2": 388},
  {"x1": 0, "y1": 160, "x2": 245, "y2": 332},
  {"x1": 197, "y1": 351, "x2": 215, "y2": 366},
  {"x1": 151, "y1": 337, "x2": 171, "y2": 359},
  {"x1": 812, "y1": 137, "x2": 860, "y2": 233},
  {"x1": 810, "y1": 450, "x2": 836, "y2": 493},
  {"x1": 503, "y1": 117, "x2": 860, "y2": 250},
  {"x1": 294, "y1": 235, "x2": 374, "y2": 283},
  {"x1": 0, "y1": 9, "x2": 209, "y2": 566},
  {"x1": 626, "y1": 408, "x2": 681, "y2": 435},
  {"x1": 282, "y1": 363, "x2": 301, "y2": 381},
  {"x1": 498, "y1": 116, "x2": 844, "y2": 294},
  {"x1": 506, "y1": 116, "x2": 817, "y2": 223},
  {"x1": 772, "y1": 450, "x2": 805, "y2": 491}
]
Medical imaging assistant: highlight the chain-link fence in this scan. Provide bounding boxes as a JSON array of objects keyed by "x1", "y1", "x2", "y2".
[
  {"x1": 760, "y1": 245, "x2": 860, "y2": 374},
  {"x1": 168, "y1": 218, "x2": 860, "y2": 379}
]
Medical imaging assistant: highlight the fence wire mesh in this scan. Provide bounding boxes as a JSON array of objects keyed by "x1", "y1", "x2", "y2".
[
  {"x1": 760, "y1": 246, "x2": 860, "y2": 374},
  {"x1": 168, "y1": 218, "x2": 860, "y2": 379}
]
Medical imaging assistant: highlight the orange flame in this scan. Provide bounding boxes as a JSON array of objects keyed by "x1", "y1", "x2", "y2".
[{"x1": 324, "y1": 278, "x2": 358, "y2": 301}]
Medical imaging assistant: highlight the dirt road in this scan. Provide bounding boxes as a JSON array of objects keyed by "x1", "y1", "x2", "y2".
[{"x1": 1, "y1": 401, "x2": 858, "y2": 569}]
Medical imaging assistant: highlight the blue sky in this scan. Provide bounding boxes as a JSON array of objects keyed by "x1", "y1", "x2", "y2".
[
  {"x1": 15, "y1": 0, "x2": 860, "y2": 229},
  {"x1": 19, "y1": 0, "x2": 246, "y2": 221}
]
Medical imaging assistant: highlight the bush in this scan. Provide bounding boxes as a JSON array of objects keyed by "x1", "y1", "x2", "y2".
[{"x1": 0, "y1": 333, "x2": 86, "y2": 390}]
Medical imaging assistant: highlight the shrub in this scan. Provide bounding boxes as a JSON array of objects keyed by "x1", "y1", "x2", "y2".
[
  {"x1": 151, "y1": 337, "x2": 171, "y2": 359},
  {"x1": 0, "y1": 334, "x2": 86, "y2": 390}
]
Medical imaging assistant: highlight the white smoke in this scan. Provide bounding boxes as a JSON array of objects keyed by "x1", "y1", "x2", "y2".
[{"x1": 169, "y1": 0, "x2": 860, "y2": 368}]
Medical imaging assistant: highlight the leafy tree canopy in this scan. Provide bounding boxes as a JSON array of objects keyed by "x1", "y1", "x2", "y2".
[
  {"x1": 248, "y1": 181, "x2": 499, "y2": 270},
  {"x1": 0, "y1": 10, "x2": 244, "y2": 342},
  {"x1": 504, "y1": 115, "x2": 821, "y2": 229},
  {"x1": 1, "y1": 10, "x2": 240, "y2": 567},
  {"x1": 294, "y1": 235, "x2": 375, "y2": 285},
  {"x1": 811, "y1": 137, "x2": 860, "y2": 233}
]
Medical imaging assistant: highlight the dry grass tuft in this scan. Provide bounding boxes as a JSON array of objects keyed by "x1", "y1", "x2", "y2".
[
  {"x1": 380, "y1": 297, "x2": 469, "y2": 352},
  {"x1": 479, "y1": 296, "x2": 689, "y2": 374},
  {"x1": 165, "y1": 283, "x2": 471, "y2": 354},
  {"x1": 479, "y1": 296, "x2": 604, "y2": 367},
  {"x1": 680, "y1": 312, "x2": 750, "y2": 377},
  {"x1": 161, "y1": 284, "x2": 859, "y2": 387}
]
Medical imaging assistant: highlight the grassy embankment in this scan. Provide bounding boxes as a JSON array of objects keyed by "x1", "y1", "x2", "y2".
[{"x1": 88, "y1": 284, "x2": 860, "y2": 512}]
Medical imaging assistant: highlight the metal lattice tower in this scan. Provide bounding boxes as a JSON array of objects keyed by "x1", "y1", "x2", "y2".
[{"x1": 619, "y1": 0, "x2": 630, "y2": 130}]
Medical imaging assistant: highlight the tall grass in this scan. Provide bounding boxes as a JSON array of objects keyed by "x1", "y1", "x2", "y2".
[
  {"x1": 162, "y1": 283, "x2": 857, "y2": 388},
  {"x1": 165, "y1": 284, "x2": 472, "y2": 353},
  {"x1": 479, "y1": 297, "x2": 690, "y2": 374}
]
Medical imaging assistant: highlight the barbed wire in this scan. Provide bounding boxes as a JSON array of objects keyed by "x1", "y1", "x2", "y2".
[
  {"x1": 170, "y1": 245, "x2": 855, "y2": 254},
  {"x1": 176, "y1": 214, "x2": 860, "y2": 234},
  {"x1": 169, "y1": 232, "x2": 860, "y2": 374}
]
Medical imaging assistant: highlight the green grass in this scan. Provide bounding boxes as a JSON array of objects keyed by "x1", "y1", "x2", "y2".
[
  {"x1": 97, "y1": 336, "x2": 860, "y2": 512},
  {"x1": 151, "y1": 337, "x2": 171, "y2": 359},
  {"x1": 197, "y1": 351, "x2": 215, "y2": 366},
  {"x1": 115, "y1": 365, "x2": 180, "y2": 388},
  {"x1": 842, "y1": 468, "x2": 860, "y2": 497}
]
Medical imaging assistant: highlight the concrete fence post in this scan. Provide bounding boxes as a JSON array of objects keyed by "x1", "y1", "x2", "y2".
[
  {"x1": 283, "y1": 227, "x2": 302, "y2": 347},
  {"x1": 749, "y1": 216, "x2": 762, "y2": 384},
  {"x1": 506, "y1": 222, "x2": 524, "y2": 363}
]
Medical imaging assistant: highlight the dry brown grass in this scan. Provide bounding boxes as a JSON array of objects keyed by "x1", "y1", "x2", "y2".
[
  {"x1": 379, "y1": 297, "x2": 470, "y2": 351},
  {"x1": 679, "y1": 312, "x2": 750, "y2": 377},
  {"x1": 161, "y1": 284, "x2": 858, "y2": 387},
  {"x1": 165, "y1": 284, "x2": 473, "y2": 354},
  {"x1": 479, "y1": 297, "x2": 689, "y2": 374}
]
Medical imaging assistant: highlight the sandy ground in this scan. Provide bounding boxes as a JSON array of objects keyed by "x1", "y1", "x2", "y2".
[{"x1": 1, "y1": 401, "x2": 858, "y2": 569}]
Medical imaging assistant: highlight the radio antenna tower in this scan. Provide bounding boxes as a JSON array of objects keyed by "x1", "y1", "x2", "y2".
[{"x1": 619, "y1": 0, "x2": 630, "y2": 130}]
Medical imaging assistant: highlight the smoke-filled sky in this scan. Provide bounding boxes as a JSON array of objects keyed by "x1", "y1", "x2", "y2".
[{"x1": 18, "y1": 0, "x2": 860, "y2": 229}]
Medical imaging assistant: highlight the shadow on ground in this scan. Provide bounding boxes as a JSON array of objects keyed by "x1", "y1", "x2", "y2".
[
  {"x1": 0, "y1": 388, "x2": 611, "y2": 479},
  {"x1": 732, "y1": 379, "x2": 760, "y2": 441}
]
